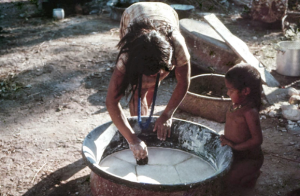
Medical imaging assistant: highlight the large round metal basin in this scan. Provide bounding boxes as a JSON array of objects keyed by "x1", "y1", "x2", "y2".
[
  {"x1": 179, "y1": 74, "x2": 231, "y2": 123},
  {"x1": 82, "y1": 117, "x2": 233, "y2": 196}
]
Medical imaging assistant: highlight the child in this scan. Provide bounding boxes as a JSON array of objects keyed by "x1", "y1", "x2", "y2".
[{"x1": 220, "y1": 64, "x2": 264, "y2": 188}]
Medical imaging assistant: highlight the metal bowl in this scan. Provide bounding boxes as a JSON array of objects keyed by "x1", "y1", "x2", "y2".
[
  {"x1": 108, "y1": 0, "x2": 139, "y2": 21},
  {"x1": 170, "y1": 4, "x2": 195, "y2": 19},
  {"x1": 82, "y1": 117, "x2": 233, "y2": 196}
]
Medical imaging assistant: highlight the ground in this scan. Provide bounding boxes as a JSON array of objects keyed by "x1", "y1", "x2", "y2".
[{"x1": 0, "y1": 1, "x2": 300, "y2": 196}]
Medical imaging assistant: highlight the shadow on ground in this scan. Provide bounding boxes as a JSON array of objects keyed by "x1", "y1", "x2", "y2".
[{"x1": 23, "y1": 159, "x2": 91, "y2": 196}]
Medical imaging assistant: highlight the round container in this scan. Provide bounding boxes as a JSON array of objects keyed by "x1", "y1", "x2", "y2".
[
  {"x1": 109, "y1": 0, "x2": 139, "y2": 21},
  {"x1": 275, "y1": 41, "x2": 300, "y2": 76},
  {"x1": 82, "y1": 117, "x2": 233, "y2": 196},
  {"x1": 170, "y1": 4, "x2": 195, "y2": 19},
  {"x1": 53, "y1": 8, "x2": 65, "y2": 20},
  {"x1": 179, "y1": 74, "x2": 231, "y2": 123}
]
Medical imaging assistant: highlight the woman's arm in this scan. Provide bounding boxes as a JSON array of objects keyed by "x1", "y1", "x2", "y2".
[
  {"x1": 153, "y1": 62, "x2": 191, "y2": 140},
  {"x1": 106, "y1": 69, "x2": 147, "y2": 159}
]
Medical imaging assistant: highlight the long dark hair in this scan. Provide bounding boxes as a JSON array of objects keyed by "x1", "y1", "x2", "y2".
[
  {"x1": 225, "y1": 64, "x2": 262, "y2": 110},
  {"x1": 116, "y1": 19, "x2": 174, "y2": 98}
]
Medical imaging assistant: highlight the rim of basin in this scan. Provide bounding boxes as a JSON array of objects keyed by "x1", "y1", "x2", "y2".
[
  {"x1": 187, "y1": 73, "x2": 231, "y2": 102},
  {"x1": 170, "y1": 4, "x2": 195, "y2": 10},
  {"x1": 277, "y1": 41, "x2": 300, "y2": 50}
]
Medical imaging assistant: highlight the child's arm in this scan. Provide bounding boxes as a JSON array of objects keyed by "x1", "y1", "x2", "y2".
[{"x1": 221, "y1": 108, "x2": 263, "y2": 151}]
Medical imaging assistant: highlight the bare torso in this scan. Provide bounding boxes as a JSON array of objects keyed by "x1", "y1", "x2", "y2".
[
  {"x1": 129, "y1": 69, "x2": 170, "y2": 116},
  {"x1": 225, "y1": 106, "x2": 251, "y2": 143},
  {"x1": 224, "y1": 104, "x2": 262, "y2": 155}
]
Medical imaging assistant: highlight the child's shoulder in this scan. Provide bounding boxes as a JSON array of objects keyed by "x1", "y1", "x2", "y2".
[{"x1": 243, "y1": 105, "x2": 260, "y2": 119}]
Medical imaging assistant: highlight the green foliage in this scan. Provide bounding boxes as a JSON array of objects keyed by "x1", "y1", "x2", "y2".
[
  {"x1": 29, "y1": 0, "x2": 39, "y2": 7},
  {"x1": 115, "y1": 0, "x2": 134, "y2": 8},
  {"x1": 243, "y1": 5, "x2": 250, "y2": 12},
  {"x1": 208, "y1": 5, "x2": 214, "y2": 11},
  {"x1": 285, "y1": 27, "x2": 300, "y2": 41},
  {"x1": 198, "y1": 1, "x2": 202, "y2": 10},
  {"x1": 15, "y1": 2, "x2": 24, "y2": 10},
  {"x1": 0, "y1": 79, "x2": 23, "y2": 94}
]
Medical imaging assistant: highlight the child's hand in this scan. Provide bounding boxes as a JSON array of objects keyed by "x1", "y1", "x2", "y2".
[{"x1": 220, "y1": 135, "x2": 234, "y2": 148}]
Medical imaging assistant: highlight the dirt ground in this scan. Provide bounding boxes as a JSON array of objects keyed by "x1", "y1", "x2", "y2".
[{"x1": 0, "y1": 1, "x2": 300, "y2": 196}]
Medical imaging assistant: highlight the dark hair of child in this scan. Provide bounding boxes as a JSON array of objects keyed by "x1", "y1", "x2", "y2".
[
  {"x1": 225, "y1": 64, "x2": 262, "y2": 110},
  {"x1": 116, "y1": 19, "x2": 174, "y2": 98}
]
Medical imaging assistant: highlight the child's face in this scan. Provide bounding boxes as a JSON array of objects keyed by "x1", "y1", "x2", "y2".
[{"x1": 225, "y1": 79, "x2": 247, "y2": 105}]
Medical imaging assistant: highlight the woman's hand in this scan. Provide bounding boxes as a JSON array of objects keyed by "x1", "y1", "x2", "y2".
[
  {"x1": 153, "y1": 114, "x2": 172, "y2": 140},
  {"x1": 220, "y1": 135, "x2": 235, "y2": 148},
  {"x1": 152, "y1": 64, "x2": 189, "y2": 141},
  {"x1": 106, "y1": 69, "x2": 148, "y2": 160},
  {"x1": 128, "y1": 138, "x2": 148, "y2": 160}
]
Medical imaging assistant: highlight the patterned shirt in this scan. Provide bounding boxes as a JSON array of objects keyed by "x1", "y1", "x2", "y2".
[{"x1": 116, "y1": 2, "x2": 190, "y2": 74}]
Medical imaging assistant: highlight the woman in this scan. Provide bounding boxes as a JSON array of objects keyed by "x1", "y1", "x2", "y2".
[{"x1": 106, "y1": 2, "x2": 191, "y2": 161}]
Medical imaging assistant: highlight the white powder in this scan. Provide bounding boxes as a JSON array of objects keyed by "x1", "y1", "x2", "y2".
[{"x1": 99, "y1": 147, "x2": 216, "y2": 185}]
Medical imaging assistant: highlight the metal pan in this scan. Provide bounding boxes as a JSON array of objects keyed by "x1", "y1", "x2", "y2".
[{"x1": 275, "y1": 41, "x2": 300, "y2": 76}]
